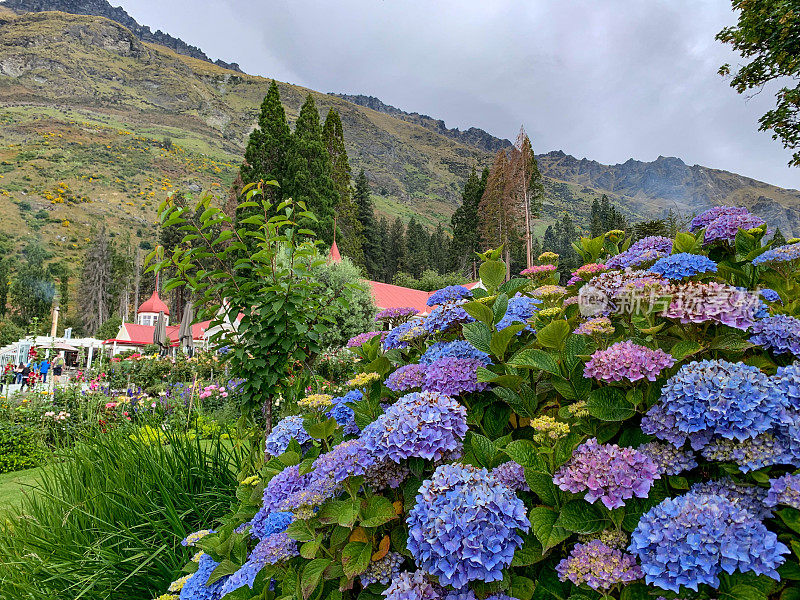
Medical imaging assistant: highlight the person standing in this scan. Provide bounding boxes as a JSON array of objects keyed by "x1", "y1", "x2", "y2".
[
  {"x1": 39, "y1": 357, "x2": 50, "y2": 384},
  {"x1": 52, "y1": 353, "x2": 64, "y2": 385},
  {"x1": 19, "y1": 363, "x2": 31, "y2": 392}
]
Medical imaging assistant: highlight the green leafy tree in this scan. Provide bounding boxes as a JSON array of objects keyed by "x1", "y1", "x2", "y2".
[
  {"x1": 78, "y1": 227, "x2": 113, "y2": 336},
  {"x1": 10, "y1": 241, "x2": 55, "y2": 326},
  {"x1": 96, "y1": 315, "x2": 122, "y2": 341},
  {"x1": 284, "y1": 94, "x2": 338, "y2": 244},
  {"x1": 718, "y1": 1, "x2": 800, "y2": 166},
  {"x1": 311, "y1": 257, "x2": 375, "y2": 348},
  {"x1": 323, "y1": 109, "x2": 364, "y2": 266},
  {"x1": 354, "y1": 170, "x2": 381, "y2": 278},
  {"x1": 151, "y1": 183, "x2": 343, "y2": 423},
  {"x1": 633, "y1": 219, "x2": 669, "y2": 240}
]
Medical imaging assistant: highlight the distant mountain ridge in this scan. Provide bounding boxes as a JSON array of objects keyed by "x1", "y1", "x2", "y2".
[
  {"x1": 1, "y1": 0, "x2": 243, "y2": 72},
  {"x1": 332, "y1": 93, "x2": 512, "y2": 154}
]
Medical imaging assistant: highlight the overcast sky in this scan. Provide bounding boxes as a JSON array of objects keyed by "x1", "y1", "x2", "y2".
[{"x1": 116, "y1": 0, "x2": 797, "y2": 189}]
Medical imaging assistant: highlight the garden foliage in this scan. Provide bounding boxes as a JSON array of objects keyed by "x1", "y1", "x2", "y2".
[{"x1": 162, "y1": 207, "x2": 800, "y2": 600}]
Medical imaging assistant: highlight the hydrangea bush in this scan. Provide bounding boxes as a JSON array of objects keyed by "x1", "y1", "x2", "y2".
[{"x1": 163, "y1": 211, "x2": 800, "y2": 600}]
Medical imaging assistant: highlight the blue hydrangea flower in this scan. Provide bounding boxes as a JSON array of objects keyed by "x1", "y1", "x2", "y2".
[
  {"x1": 327, "y1": 390, "x2": 362, "y2": 435},
  {"x1": 248, "y1": 510, "x2": 293, "y2": 541},
  {"x1": 690, "y1": 478, "x2": 772, "y2": 520},
  {"x1": 641, "y1": 360, "x2": 787, "y2": 450},
  {"x1": 760, "y1": 288, "x2": 781, "y2": 303},
  {"x1": 750, "y1": 315, "x2": 800, "y2": 356},
  {"x1": 491, "y1": 461, "x2": 530, "y2": 492},
  {"x1": 423, "y1": 304, "x2": 474, "y2": 333},
  {"x1": 427, "y1": 285, "x2": 472, "y2": 306},
  {"x1": 630, "y1": 492, "x2": 788, "y2": 592},
  {"x1": 407, "y1": 464, "x2": 530, "y2": 589},
  {"x1": 701, "y1": 431, "x2": 794, "y2": 472},
  {"x1": 179, "y1": 553, "x2": 228, "y2": 600},
  {"x1": 422, "y1": 357, "x2": 488, "y2": 396},
  {"x1": 556, "y1": 540, "x2": 643, "y2": 590},
  {"x1": 496, "y1": 295, "x2": 540, "y2": 331},
  {"x1": 419, "y1": 341, "x2": 491, "y2": 366},
  {"x1": 384, "y1": 321, "x2": 419, "y2": 350},
  {"x1": 649, "y1": 253, "x2": 717, "y2": 279},
  {"x1": 605, "y1": 236, "x2": 673, "y2": 269},
  {"x1": 265, "y1": 416, "x2": 311, "y2": 457},
  {"x1": 220, "y1": 532, "x2": 298, "y2": 596},
  {"x1": 360, "y1": 551, "x2": 404, "y2": 587},
  {"x1": 752, "y1": 242, "x2": 800, "y2": 265},
  {"x1": 361, "y1": 391, "x2": 467, "y2": 463},
  {"x1": 766, "y1": 474, "x2": 800, "y2": 510}
]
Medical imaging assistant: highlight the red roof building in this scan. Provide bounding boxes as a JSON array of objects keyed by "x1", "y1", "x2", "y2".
[{"x1": 137, "y1": 290, "x2": 170, "y2": 326}]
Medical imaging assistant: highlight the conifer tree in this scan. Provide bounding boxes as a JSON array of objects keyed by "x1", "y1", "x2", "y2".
[
  {"x1": 241, "y1": 80, "x2": 292, "y2": 194},
  {"x1": 506, "y1": 127, "x2": 544, "y2": 268},
  {"x1": 323, "y1": 109, "x2": 364, "y2": 265},
  {"x1": 79, "y1": 228, "x2": 113, "y2": 336},
  {"x1": 387, "y1": 217, "x2": 406, "y2": 282},
  {"x1": 354, "y1": 169, "x2": 381, "y2": 278},
  {"x1": 590, "y1": 198, "x2": 604, "y2": 237},
  {"x1": 428, "y1": 224, "x2": 449, "y2": 274},
  {"x1": 284, "y1": 94, "x2": 338, "y2": 243},
  {"x1": 478, "y1": 149, "x2": 517, "y2": 278},
  {"x1": 376, "y1": 216, "x2": 390, "y2": 281},
  {"x1": 403, "y1": 217, "x2": 429, "y2": 278},
  {"x1": 451, "y1": 167, "x2": 488, "y2": 277}
]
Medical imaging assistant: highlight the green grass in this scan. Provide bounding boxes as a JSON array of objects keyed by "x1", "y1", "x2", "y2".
[{"x1": 0, "y1": 465, "x2": 47, "y2": 513}]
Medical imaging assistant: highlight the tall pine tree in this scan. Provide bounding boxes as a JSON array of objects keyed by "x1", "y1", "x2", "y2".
[
  {"x1": 241, "y1": 80, "x2": 292, "y2": 194},
  {"x1": 478, "y1": 149, "x2": 517, "y2": 278},
  {"x1": 402, "y1": 217, "x2": 429, "y2": 278},
  {"x1": 386, "y1": 217, "x2": 406, "y2": 283},
  {"x1": 376, "y1": 216, "x2": 389, "y2": 282},
  {"x1": 323, "y1": 109, "x2": 364, "y2": 265},
  {"x1": 79, "y1": 227, "x2": 113, "y2": 335},
  {"x1": 451, "y1": 167, "x2": 488, "y2": 277},
  {"x1": 354, "y1": 169, "x2": 381, "y2": 278},
  {"x1": 284, "y1": 94, "x2": 338, "y2": 243}
]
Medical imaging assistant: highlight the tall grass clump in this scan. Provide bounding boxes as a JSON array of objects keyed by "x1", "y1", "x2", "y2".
[{"x1": 0, "y1": 428, "x2": 250, "y2": 600}]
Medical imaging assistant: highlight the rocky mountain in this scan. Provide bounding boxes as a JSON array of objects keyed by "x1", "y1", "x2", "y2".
[
  {"x1": 332, "y1": 93, "x2": 512, "y2": 154},
  {"x1": 537, "y1": 151, "x2": 800, "y2": 235},
  {"x1": 2, "y1": 0, "x2": 243, "y2": 71}
]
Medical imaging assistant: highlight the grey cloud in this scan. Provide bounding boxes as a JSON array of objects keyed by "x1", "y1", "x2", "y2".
[{"x1": 120, "y1": 0, "x2": 797, "y2": 189}]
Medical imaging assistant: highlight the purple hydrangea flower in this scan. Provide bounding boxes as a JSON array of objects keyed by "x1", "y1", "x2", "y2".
[
  {"x1": 385, "y1": 364, "x2": 427, "y2": 392},
  {"x1": 327, "y1": 390, "x2": 362, "y2": 436},
  {"x1": 281, "y1": 438, "x2": 375, "y2": 513},
  {"x1": 491, "y1": 461, "x2": 530, "y2": 492},
  {"x1": 662, "y1": 281, "x2": 761, "y2": 330},
  {"x1": 179, "y1": 553, "x2": 227, "y2": 600},
  {"x1": 753, "y1": 243, "x2": 800, "y2": 266},
  {"x1": 419, "y1": 341, "x2": 491, "y2": 366},
  {"x1": 496, "y1": 295, "x2": 541, "y2": 331},
  {"x1": 427, "y1": 285, "x2": 472, "y2": 306},
  {"x1": 265, "y1": 416, "x2": 311, "y2": 457},
  {"x1": 704, "y1": 212, "x2": 765, "y2": 244},
  {"x1": 641, "y1": 359, "x2": 788, "y2": 450},
  {"x1": 750, "y1": 314, "x2": 800, "y2": 356},
  {"x1": 766, "y1": 474, "x2": 800, "y2": 510},
  {"x1": 364, "y1": 458, "x2": 411, "y2": 490},
  {"x1": 579, "y1": 270, "x2": 666, "y2": 316},
  {"x1": 690, "y1": 206, "x2": 751, "y2": 231},
  {"x1": 605, "y1": 236, "x2": 673, "y2": 269},
  {"x1": 636, "y1": 441, "x2": 697, "y2": 476},
  {"x1": 383, "y1": 571, "x2": 443, "y2": 600},
  {"x1": 248, "y1": 509, "x2": 293, "y2": 541},
  {"x1": 573, "y1": 316, "x2": 614, "y2": 336},
  {"x1": 630, "y1": 492, "x2": 788, "y2": 592},
  {"x1": 553, "y1": 438, "x2": 659, "y2": 509},
  {"x1": 690, "y1": 479, "x2": 772, "y2": 520},
  {"x1": 423, "y1": 305, "x2": 474, "y2": 333},
  {"x1": 649, "y1": 252, "x2": 718, "y2": 280},
  {"x1": 422, "y1": 357, "x2": 488, "y2": 396},
  {"x1": 347, "y1": 331, "x2": 387, "y2": 348},
  {"x1": 556, "y1": 540, "x2": 643, "y2": 590},
  {"x1": 361, "y1": 391, "x2": 467, "y2": 463},
  {"x1": 261, "y1": 465, "x2": 311, "y2": 514},
  {"x1": 407, "y1": 464, "x2": 530, "y2": 589},
  {"x1": 220, "y1": 532, "x2": 298, "y2": 596},
  {"x1": 583, "y1": 341, "x2": 675, "y2": 383},
  {"x1": 376, "y1": 307, "x2": 419, "y2": 321}
]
